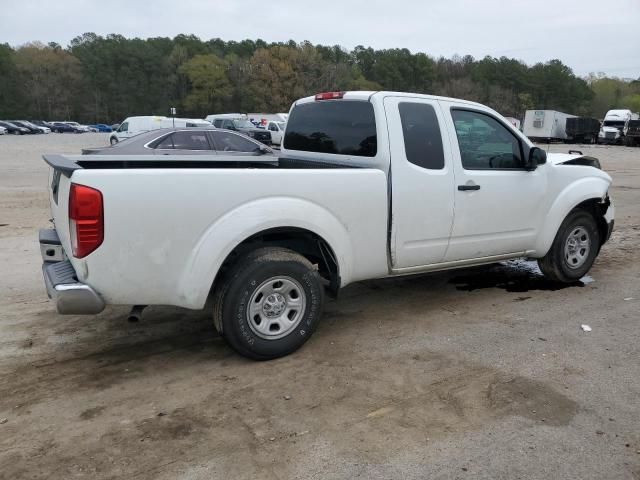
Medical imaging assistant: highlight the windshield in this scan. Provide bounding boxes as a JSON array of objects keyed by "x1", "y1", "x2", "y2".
[
  {"x1": 232, "y1": 119, "x2": 254, "y2": 129},
  {"x1": 603, "y1": 120, "x2": 625, "y2": 128}
]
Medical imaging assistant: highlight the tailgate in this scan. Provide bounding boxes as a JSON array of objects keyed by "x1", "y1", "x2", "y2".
[{"x1": 47, "y1": 165, "x2": 73, "y2": 256}]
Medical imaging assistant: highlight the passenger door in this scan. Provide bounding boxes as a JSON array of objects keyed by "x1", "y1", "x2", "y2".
[
  {"x1": 441, "y1": 104, "x2": 548, "y2": 261},
  {"x1": 385, "y1": 96, "x2": 456, "y2": 269}
]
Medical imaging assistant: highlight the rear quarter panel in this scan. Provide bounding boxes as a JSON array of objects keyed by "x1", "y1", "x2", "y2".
[{"x1": 68, "y1": 167, "x2": 389, "y2": 309}]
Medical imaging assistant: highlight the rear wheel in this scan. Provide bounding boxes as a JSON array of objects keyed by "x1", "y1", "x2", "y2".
[
  {"x1": 212, "y1": 247, "x2": 324, "y2": 360},
  {"x1": 110, "y1": 137, "x2": 118, "y2": 145},
  {"x1": 538, "y1": 210, "x2": 600, "y2": 282}
]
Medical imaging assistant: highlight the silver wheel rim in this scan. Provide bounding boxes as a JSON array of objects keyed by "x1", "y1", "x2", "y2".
[
  {"x1": 247, "y1": 276, "x2": 307, "y2": 340},
  {"x1": 564, "y1": 226, "x2": 591, "y2": 269}
]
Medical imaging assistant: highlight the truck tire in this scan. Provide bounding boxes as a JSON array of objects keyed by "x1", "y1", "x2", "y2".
[
  {"x1": 212, "y1": 247, "x2": 324, "y2": 360},
  {"x1": 538, "y1": 209, "x2": 600, "y2": 283},
  {"x1": 110, "y1": 137, "x2": 118, "y2": 145}
]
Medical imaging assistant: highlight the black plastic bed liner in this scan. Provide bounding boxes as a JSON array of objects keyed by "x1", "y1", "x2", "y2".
[{"x1": 42, "y1": 154, "x2": 360, "y2": 177}]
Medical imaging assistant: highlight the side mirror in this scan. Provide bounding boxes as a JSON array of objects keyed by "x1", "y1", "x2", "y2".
[{"x1": 527, "y1": 147, "x2": 547, "y2": 171}]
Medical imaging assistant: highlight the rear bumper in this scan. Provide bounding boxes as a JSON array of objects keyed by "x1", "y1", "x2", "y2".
[{"x1": 40, "y1": 229, "x2": 105, "y2": 315}]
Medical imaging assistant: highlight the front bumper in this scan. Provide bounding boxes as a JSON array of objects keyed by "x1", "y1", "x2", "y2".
[
  {"x1": 40, "y1": 229, "x2": 105, "y2": 314},
  {"x1": 605, "y1": 220, "x2": 614, "y2": 243}
]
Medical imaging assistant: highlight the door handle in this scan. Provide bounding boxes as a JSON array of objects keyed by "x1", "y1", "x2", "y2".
[{"x1": 458, "y1": 184, "x2": 481, "y2": 191}]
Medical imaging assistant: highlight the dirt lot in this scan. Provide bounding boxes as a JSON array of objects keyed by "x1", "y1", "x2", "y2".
[{"x1": 0, "y1": 133, "x2": 639, "y2": 479}]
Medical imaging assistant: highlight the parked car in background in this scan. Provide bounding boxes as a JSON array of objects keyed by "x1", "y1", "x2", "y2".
[
  {"x1": 32, "y1": 120, "x2": 57, "y2": 131},
  {"x1": 39, "y1": 90, "x2": 614, "y2": 360},
  {"x1": 22, "y1": 120, "x2": 51, "y2": 134},
  {"x1": 60, "y1": 121, "x2": 91, "y2": 133},
  {"x1": 0, "y1": 121, "x2": 30, "y2": 135},
  {"x1": 50, "y1": 122, "x2": 84, "y2": 133},
  {"x1": 208, "y1": 115, "x2": 272, "y2": 145},
  {"x1": 265, "y1": 120, "x2": 286, "y2": 145},
  {"x1": 9, "y1": 120, "x2": 43, "y2": 134},
  {"x1": 88, "y1": 124, "x2": 113, "y2": 132},
  {"x1": 84, "y1": 127, "x2": 272, "y2": 156},
  {"x1": 0, "y1": 125, "x2": 6, "y2": 135},
  {"x1": 109, "y1": 116, "x2": 212, "y2": 144},
  {"x1": 11, "y1": 120, "x2": 44, "y2": 134},
  {"x1": 247, "y1": 113, "x2": 289, "y2": 128}
]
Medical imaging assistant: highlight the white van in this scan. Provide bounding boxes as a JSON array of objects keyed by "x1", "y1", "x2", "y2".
[
  {"x1": 204, "y1": 113, "x2": 246, "y2": 124},
  {"x1": 109, "y1": 116, "x2": 211, "y2": 144}
]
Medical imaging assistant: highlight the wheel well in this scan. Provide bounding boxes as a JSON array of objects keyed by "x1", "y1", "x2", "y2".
[
  {"x1": 212, "y1": 227, "x2": 340, "y2": 297},
  {"x1": 572, "y1": 197, "x2": 610, "y2": 247}
]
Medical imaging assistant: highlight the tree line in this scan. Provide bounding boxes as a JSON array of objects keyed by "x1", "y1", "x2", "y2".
[{"x1": 1, "y1": 33, "x2": 638, "y2": 124}]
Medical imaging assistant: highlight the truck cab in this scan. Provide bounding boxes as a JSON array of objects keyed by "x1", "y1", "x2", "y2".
[{"x1": 598, "y1": 109, "x2": 637, "y2": 144}]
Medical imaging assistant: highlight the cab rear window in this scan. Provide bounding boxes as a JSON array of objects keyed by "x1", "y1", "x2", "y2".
[{"x1": 284, "y1": 100, "x2": 377, "y2": 157}]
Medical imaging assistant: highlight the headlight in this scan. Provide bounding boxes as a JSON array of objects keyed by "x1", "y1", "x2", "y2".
[{"x1": 247, "y1": 131, "x2": 255, "y2": 137}]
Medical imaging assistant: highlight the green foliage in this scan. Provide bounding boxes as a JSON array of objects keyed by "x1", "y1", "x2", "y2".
[
  {"x1": 179, "y1": 54, "x2": 232, "y2": 115},
  {"x1": 3, "y1": 34, "x2": 638, "y2": 122}
]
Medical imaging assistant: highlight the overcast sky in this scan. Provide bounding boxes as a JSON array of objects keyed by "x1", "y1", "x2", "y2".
[{"x1": 2, "y1": 0, "x2": 639, "y2": 78}]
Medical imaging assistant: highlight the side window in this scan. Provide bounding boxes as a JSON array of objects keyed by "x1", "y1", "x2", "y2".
[
  {"x1": 451, "y1": 110, "x2": 524, "y2": 170},
  {"x1": 222, "y1": 120, "x2": 234, "y2": 130},
  {"x1": 211, "y1": 131, "x2": 259, "y2": 152},
  {"x1": 398, "y1": 102, "x2": 445, "y2": 170},
  {"x1": 153, "y1": 133, "x2": 174, "y2": 149},
  {"x1": 169, "y1": 131, "x2": 211, "y2": 150},
  {"x1": 269, "y1": 123, "x2": 278, "y2": 132},
  {"x1": 213, "y1": 119, "x2": 223, "y2": 128},
  {"x1": 119, "y1": 122, "x2": 129, "y2": 132}
]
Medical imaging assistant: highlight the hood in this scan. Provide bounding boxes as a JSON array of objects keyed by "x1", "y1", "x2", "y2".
[{"x1": 547, "y1": 152, "x2": 601, "y2": 169}]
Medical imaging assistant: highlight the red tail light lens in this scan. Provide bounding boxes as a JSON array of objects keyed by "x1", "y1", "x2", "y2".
[
  {"x1": 315, "y1": 91, "x2": 344, "y2": 101},
  {"x1": 69, "y1": 183, "x2": 103, "y2": 258}
]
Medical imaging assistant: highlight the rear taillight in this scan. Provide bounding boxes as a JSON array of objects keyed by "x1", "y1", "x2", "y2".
[
  {"x1": 69, "y1": 183, "x2": 103, "y2": 258},
  {"x1": 315, "y1": 91, "x2": 344, "y2": 101}
]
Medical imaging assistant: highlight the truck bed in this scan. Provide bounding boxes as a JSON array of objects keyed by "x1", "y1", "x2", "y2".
[
  {"x1": 43, "y1": 153, "x2": 361, "y2": 177},
  {"x1": 44, "y1": 153, "x2": 389, "y2": 309}
]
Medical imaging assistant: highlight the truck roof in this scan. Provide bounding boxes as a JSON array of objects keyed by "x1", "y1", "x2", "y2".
[{"x1": 293, "y1": 91, "x2": 485, "y2": 108}]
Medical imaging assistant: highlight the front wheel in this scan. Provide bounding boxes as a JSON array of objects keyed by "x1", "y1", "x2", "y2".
[
  {"x1": 538, "y1": 209, "x2": 600, "y2": 282},
  {"x1": 110, "y1": 137, "x2": 118, "y2": 145},
  {"x1": 212, "y1": 247, "x2": 324, "y2": 360}
]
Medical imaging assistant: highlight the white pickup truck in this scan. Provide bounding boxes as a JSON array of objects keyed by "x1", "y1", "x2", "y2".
[{"x1": 40, "y1": 91, "x2": 614, "y2": 359}]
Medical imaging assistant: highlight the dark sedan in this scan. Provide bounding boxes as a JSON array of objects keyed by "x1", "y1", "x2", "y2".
[
  {"x1": 0, "y1": 121, "x2": 30, "y2": 135},
  {"x1": 82, "y1": 128, "x2": 273, "y2": 156},
  {"x1": 50, "y1": 122, "x2": 82, "y2": 133},
  {"x1": 32, "y1": 120, "x2": 56, "y2": 129},
  {"x1": 9, "y1": 120, "x2": 41, "y2": 134}
]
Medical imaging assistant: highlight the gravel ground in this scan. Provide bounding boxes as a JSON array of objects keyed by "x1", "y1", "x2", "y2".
[{"x1": 0, "y1": 133, "x2": 639, "y2": 479}]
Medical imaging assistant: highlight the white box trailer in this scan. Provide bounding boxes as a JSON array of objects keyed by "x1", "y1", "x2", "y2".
[{"x1": 523, "y1": 110, "x2": 576, "y2": 141}]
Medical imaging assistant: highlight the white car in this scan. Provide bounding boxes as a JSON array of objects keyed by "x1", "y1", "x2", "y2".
[
  {"x1": 265, "y1": 120, "x2": 286, "y2": 145},
  {"x1": 40, "y1": 90, "x2": 614, "y2": 360}
]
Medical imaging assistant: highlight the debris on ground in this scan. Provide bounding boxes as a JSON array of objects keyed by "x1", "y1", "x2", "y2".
[
  {"x1": 0, "y1": 418, "x2": 7, "y2": 424},
  {"x1": 581, "y1": 324, "x2": 592, "y2": 332}
]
